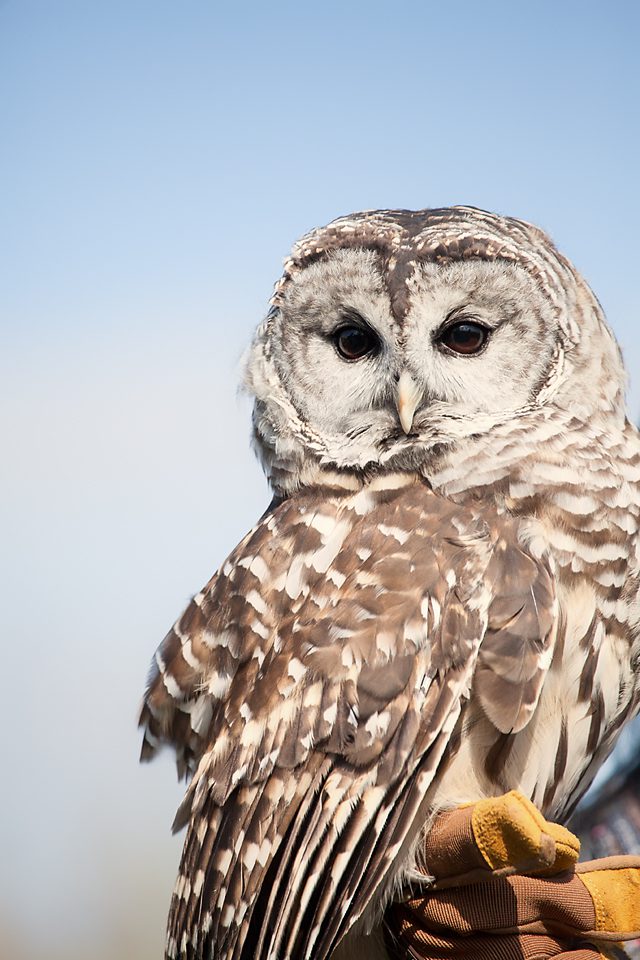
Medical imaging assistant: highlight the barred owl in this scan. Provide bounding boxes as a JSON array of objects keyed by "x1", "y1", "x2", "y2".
[{"x1": 140, "y1": 207, "x2": 640, "y2": 960}]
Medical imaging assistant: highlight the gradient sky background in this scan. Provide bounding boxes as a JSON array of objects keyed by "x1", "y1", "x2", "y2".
[{"x1": 2, "y1": 2, "x2": 640, "y2": 958}]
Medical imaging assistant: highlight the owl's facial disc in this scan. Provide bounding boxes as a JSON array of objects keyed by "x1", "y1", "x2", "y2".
[
  {"x1": 245, "y1": 208, "x2": 629, "y2": 493},
  {"x1": 247, "y1": 246, "x2": 581, "y2": 481}
]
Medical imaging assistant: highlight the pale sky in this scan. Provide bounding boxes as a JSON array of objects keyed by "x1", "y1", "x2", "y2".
[{"x1": 2, "y1": 2, "x2": 639, "y2": 957}]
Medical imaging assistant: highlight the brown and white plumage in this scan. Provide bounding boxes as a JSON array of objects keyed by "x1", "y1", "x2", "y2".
[{"x1": 140, "y1": 207, "x2": 640, "y2": 960}]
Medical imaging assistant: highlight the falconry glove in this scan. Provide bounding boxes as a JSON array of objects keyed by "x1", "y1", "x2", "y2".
[{"x1": 386, "y1": 791, "x2": 640, "y2": 960}]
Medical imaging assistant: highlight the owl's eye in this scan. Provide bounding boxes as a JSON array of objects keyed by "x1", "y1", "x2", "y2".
[
  {"x1": 438, "y1": 320, "x2": 490, "y2": 355},
  {"x1": 334, "y1": 325, "x2": 379, "y2": 361}
]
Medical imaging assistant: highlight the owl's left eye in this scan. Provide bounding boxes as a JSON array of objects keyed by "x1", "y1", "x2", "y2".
[{"x1": 333, "y1": 325, "x2": 379, "y2": 361}]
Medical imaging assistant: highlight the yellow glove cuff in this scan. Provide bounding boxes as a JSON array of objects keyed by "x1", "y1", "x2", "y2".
[{"x1": 577, "y1": 857, "x2": 640, "y2": 938}]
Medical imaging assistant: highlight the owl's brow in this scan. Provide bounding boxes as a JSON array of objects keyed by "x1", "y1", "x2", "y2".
[{"x1": 272, "y1": 207, "x2": 586, "y2": 342}]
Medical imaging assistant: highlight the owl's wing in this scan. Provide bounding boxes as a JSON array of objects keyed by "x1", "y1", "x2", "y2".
[
  {"x1": 477, "y1": 533, "x2": 558, "y2": 735},
  {"x1": 140, "y1": 483, "x2": 557, "y2": 960}
]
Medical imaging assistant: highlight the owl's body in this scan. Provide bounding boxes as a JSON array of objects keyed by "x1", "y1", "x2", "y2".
[{"x1": 140, "y1": 208, "x2": 640, "y2": 960}]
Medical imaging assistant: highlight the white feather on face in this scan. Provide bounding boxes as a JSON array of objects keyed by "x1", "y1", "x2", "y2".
[
  {"x1": 402, "y1": 260, "x2": 556, "y2": 415},
  {"x1": 267, "y1": 248, "x2": 398, "y2": 438},
  {"x1": 245, "y1": 241, "x2": 624, "y2": 490}
]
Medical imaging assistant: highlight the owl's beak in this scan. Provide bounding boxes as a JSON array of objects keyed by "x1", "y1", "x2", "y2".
[{"x1": 396, "y1": 371, "x2": 422, "y2": 434}]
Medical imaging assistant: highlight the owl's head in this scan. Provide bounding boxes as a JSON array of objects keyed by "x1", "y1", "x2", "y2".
[{"x1": 245, "y1": 207, "x2": 626, "y2": 495}]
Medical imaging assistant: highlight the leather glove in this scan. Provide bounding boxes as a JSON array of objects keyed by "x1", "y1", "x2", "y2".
[{"x1": 385, "y1": 791, "x2": 640, "y2": 960}]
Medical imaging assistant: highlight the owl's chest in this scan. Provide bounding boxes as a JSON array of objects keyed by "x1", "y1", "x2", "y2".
[
  {"x1": 521, "y1": 577, "x2": 635, "y2": 818},
  {"x1": 429, "y1": 572, "x2": 639, "y2": 822},
  {"x1": 487, "y1": 501, "x2": 640, "y2": 813}
]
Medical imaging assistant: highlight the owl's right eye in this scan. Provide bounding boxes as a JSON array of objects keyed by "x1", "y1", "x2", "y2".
[{"x1": 333, "y1": 325, "x2": 379, "y2": 361}]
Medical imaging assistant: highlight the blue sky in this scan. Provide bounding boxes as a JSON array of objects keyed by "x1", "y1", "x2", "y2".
[{"x1": 2, "y1": 2, "x2": 639, "y2": 957}]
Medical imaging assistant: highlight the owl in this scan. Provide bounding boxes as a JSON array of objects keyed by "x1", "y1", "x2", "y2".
[{"x1": 140, "y1": 207, "x2": 640, "y2": 960}]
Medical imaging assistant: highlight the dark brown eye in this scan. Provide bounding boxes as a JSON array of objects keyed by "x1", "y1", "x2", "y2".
[
  {"x1": 334, "y1": 325, "x2": 378, "y2": 360},
  {"x1": 439, "y1": 320, "x2": 489, "y2": 355}
]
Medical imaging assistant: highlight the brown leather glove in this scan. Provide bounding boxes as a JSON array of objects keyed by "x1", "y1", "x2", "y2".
[{"x1": 385, "y1": 792, "x2": 640, "y2": 960}]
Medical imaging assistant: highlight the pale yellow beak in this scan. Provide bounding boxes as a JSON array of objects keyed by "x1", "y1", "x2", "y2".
[{"x1": 396, "y1": 371, "x2": 422, "y2": 434}]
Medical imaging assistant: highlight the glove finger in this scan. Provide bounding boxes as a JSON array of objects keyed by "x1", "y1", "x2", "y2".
[
  {"x1": 399, "y1": 874, "x2": 596, "y2": 936},
  {"x1": 423, "y1": 793, "x2": 580, "y2": 886},
  {"x1": 385, "y1": 911, "x2": 605, "y2": 960},
  {"x1": 471, "y1": 793, "x2": 580, "y2": 876},
  {"x1": 422, "y1": 805, "x2": 486, "y2": 881}
]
